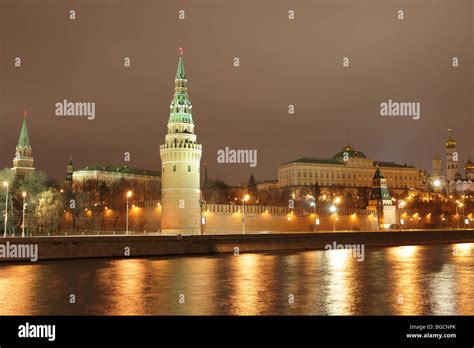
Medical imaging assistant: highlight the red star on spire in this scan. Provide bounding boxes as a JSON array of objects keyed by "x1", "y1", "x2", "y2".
[
  {"x1": 179, "y1": 47, "x2": 183, "y2": 56},
  {"x1": 23, "y1": 110, "x2": 27, "y2": 119}
]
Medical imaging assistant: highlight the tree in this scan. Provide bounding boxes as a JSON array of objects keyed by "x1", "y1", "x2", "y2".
[
  {"x1": 35, "y1": 189, "x2": 64, "y2": 233},
  {"x1": 247, "y1": 174, "x2": 258, "y2": 201}
]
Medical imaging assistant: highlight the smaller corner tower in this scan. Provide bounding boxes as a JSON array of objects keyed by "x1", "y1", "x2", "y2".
[
  {"x1": 367, "y1": 167, "x2": 397, "y2": 229},
  {"x1": 12, "y1": 111, "x2": 35, "y2": 176}
]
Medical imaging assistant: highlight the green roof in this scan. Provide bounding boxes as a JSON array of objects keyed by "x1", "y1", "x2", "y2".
[
  {"x1": 333, "y1": 145, "x2": 367, "y2": 160},
  {"x1": 17, "y1": 118, "x2": 31, "y2": 148},
  {"x1": 373, "y1": 167, "x2": 384, "y2": 179},
  {"x1": 283, "y1": 157, "x2": 343, "y2": 165},
  {"x1": 169, "y1": 53, "x2": 193, "y2": 123},
  {"x1": 78, "y1": 165, "x2": 161, "y2": 177},
  {"x1": 176, "y1": 56, "x2": 186, "y2": 80},
  {"x1": 374, "y1": 161, "x2": 414, "y2": 168}
]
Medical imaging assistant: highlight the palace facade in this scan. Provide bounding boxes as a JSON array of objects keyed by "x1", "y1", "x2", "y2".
[{"x1": 278, "y1": 145, "x2": 421, "y2": 190}]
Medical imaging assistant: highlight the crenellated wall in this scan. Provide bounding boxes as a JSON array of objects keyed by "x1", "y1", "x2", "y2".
[{"x1": 56, "y1": 203, "x2": 379, "y2": 235}]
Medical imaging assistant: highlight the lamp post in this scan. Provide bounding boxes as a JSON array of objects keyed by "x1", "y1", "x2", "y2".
[
  {"x1": 21, "y1": 192, "x2": 27, "y2": 237},
  {"x1": 3, "y1": 181, "x2": 8, "y2": 237},
  {"x1": 126, "y1": 190, "x2": 132, "y2": 235},
  {"x1": 310, "y1": 201, "x2": 316, "y2": 232},
  {"x1": 455, "y1": 201, "x2": 463, "y2": 229},
  {"x1": 330, "y1": 205, "x2": 337, "y2": 232},
  {"x1": 242, "y1": 194, "x2": 250, "y2": 234}
]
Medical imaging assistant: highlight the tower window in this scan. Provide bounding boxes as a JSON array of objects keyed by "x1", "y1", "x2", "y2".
[
  {"x1": 188, "y1": 165, "x2": 191, "y2": 172},
  {"x1": 173, "y1": 165, "x2": 176, "y2": 172}
]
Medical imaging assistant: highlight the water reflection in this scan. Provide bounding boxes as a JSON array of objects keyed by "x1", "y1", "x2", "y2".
[
  {"x1": 387, "y1": 245, "x2": 423, "y2": 315},
  {"x1": 0, "y1": 264, "x2": 39, "y2": 315},
  {"x1": 0, "y1": 243, "x2": 472, "y2": 315},
  {"x1": 322, "y1": 249, "x2": 354, "y2": 315}
]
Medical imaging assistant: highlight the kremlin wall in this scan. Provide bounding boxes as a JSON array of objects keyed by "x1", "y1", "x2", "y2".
[{"x1": 59, "y1": 203, "x2": 379, "y2": 235}]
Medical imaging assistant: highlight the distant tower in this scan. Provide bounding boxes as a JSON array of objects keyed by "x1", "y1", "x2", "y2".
[
  {"x1": 446, "y1": 129, "x2": 459, "y2": 182},
  {"x1": 367, "y1": 167, "x2": 397, "y2": 229},
  {"x1": 65, "y1": 157, "x2": 74, "y2": 186},
  {"x1": 432, "y1": 155, "x2": 442, "y2": 177},
  {"x1": 12, "y1": 112, "x2": 35, "y2": 176},
  {"x1": 159, "y1": 48, "x2": 202, "y2": 234}
]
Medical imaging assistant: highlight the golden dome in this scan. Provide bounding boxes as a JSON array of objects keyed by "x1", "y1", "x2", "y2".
[
  {"x1": 464, "y1": 159, "x2": 474, "y2": 171},
  {"x1": 446, "y1": 136, "x2": 456, "y2": 148}
]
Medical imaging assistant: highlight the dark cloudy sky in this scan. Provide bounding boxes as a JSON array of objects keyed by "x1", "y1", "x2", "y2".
[{"x1": 0, "y1": 0, "x2": 472, "y2": 185}]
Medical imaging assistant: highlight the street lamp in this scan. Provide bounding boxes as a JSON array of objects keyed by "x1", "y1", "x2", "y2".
[
  {"x1": 21, "y1": 191, "x2": 27, "y2": 237},
  {"x1": 3, "y1": 181, "x2": 8, "y2": 237},
  {"x1": 242, "y1": 194, "x2": 250, "y2": 234},
  {"x1": 310, "y1": 201, "x2": 316, "y2": 232},
  {"x1": 330, "y1": 205, "x2": 337, "y2": 231},
  {"x1": 126, "y1": 190, "x2": 132, "y2": 235},
  {"x1": 455, "y1": 201, "x2": 464, "y2": 229}
]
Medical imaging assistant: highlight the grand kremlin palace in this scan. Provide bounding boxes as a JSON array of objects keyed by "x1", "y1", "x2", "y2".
[{"x1": 278, "y1": 145, "x2": 421, "y2": 190}]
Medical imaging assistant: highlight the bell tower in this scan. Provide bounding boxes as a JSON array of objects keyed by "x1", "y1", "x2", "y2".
[
  {"x1": 159, "y1": 48, "x2": 202, "y2": 234},
  {"x1": 446, "y1": 129, "x2": 459, "y2": 182}
]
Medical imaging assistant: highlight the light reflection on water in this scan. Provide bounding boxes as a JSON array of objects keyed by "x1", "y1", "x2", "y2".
[{"x1": 0, "y1": 243, "x2": 472, "y2": 315}]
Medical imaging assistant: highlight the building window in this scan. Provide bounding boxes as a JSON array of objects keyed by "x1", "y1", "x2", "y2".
[
  {"x1": 188, "y1": 165, "x2": 191, "y2": 172},
  {"x1": 173, "y1": 165, "x2": 176, "y2": 172}
]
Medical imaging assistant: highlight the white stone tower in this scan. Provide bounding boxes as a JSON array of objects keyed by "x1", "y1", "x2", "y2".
[
  {"x1": 446, "y1": 129, "x2": 459, "y2": 182},
  {"x1": 432, "y1": 155, "x2": 442, "y2": 177},
  {"x1": 159, "y1": 48, "x2": 202, "y2": 234}
]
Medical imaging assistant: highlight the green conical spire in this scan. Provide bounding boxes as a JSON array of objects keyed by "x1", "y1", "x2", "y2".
[
  {"x1": 169, "y1": 49, "x2": 193, "y2": 123},
  {"x1": 17, "y1": 118, "x2": 30, "y2": 148},
  {"x1": 176, "y1": 56, "x2": 186, "y2": 80}
]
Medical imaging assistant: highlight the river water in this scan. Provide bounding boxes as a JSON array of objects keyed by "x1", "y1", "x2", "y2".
[{"x1": 0, "y1": 243, "x2": 472, "y2": 315}]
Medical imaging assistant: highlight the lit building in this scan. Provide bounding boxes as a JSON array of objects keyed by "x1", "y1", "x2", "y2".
[
  {"x1": 278, "y1": 145, "x2": 421, "y2": 190},
  {"x1": 72, "y1": 164, "x2": 161, "y2": 185},
  {"x1": 12, "y1": 115, "x2": 35, "y2": 176},
  {"x1": 428, "y1": 130, "x2": 474, "y2": 193},
  {"x1": 159, "y1": 49, "x2": 202, "y2": 234},
  {"x1": 465, "y1": 159, "x2": 474, "y2": 181},
  {"x1": 429, "y1": 155, "x2": 446, "y2": 191}
]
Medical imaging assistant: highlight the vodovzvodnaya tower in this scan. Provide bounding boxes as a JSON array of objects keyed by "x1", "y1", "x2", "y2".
[{"x1": 159, "y1": 49, "x2": 202, "y2": 234}]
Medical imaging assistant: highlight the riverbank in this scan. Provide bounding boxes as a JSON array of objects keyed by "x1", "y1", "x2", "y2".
[{"x1": 1, "y1": 229, "x2": 473, "y2": 262}]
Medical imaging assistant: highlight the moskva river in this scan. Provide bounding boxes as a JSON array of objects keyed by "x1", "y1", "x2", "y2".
[{"x1": 0, "y1": 243, "x2": 472, "y2": 315}]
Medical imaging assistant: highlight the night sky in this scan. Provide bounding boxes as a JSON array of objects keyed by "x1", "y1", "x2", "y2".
[{"x1": 0, "y1": 0, "x2": 472, "y2": 185}]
